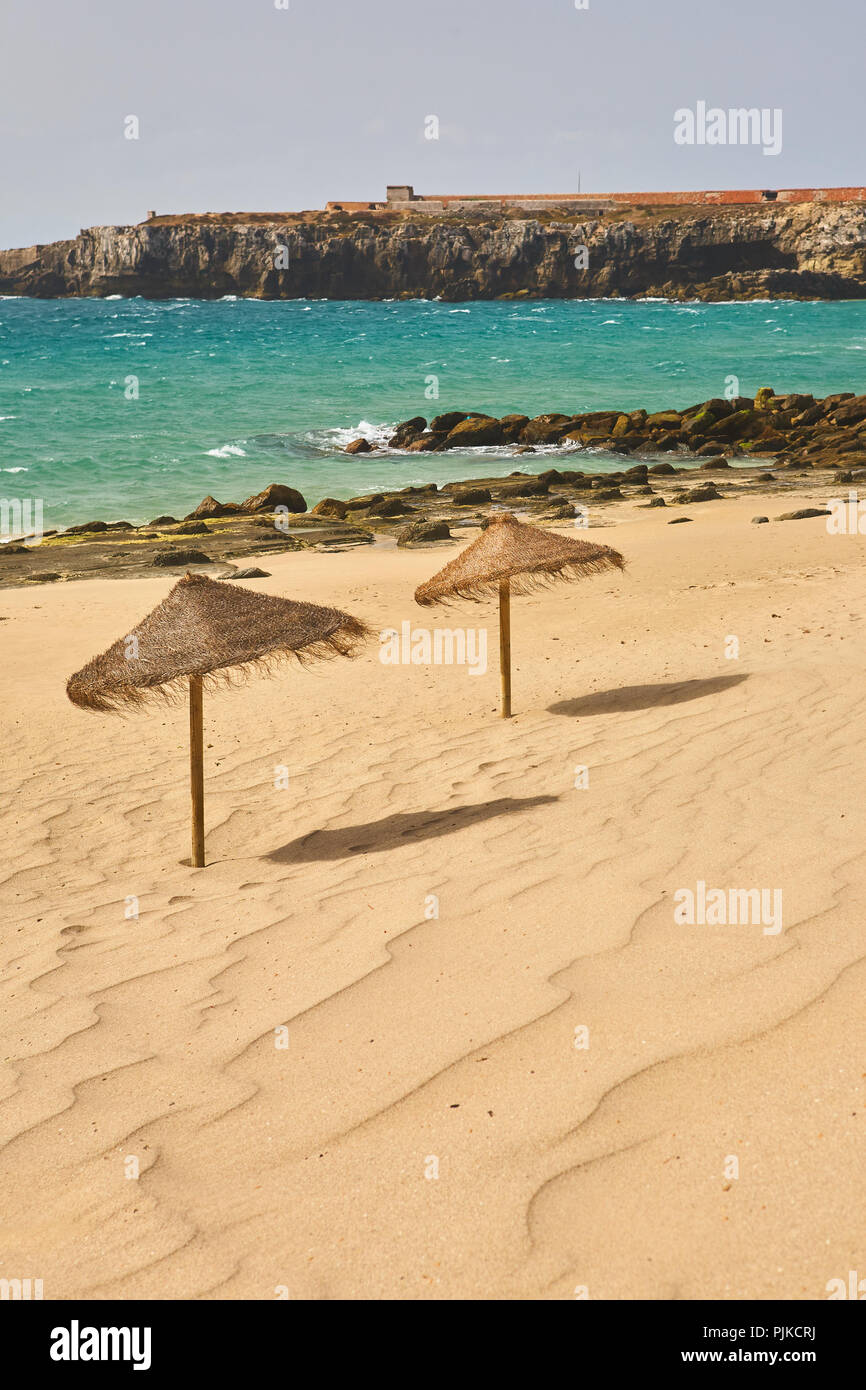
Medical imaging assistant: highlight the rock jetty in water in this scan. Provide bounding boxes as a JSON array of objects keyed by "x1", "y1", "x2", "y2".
[{"x1": 349, "y1": 389, "x2": 866, "y2": 469}]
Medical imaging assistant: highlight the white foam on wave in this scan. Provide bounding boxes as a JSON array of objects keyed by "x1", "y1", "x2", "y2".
[
  {"x1": 705, "y1": 298, "x2": 779, "y2": 305},
  {"x1": 312, "y1": 419, "x2": 607, "y2": 459},
  {"x1": 3, "y1": 466, "x2": 27, "y2": 473},
  {"x1": 316, "y1": 420, "x2": 394, "y2": 450},
  {"x1": 206, "y1": 444, "x2": 247, "y2": 458}
]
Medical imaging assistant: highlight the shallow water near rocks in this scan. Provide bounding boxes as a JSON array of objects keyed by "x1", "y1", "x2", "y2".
[{"x1": 1, "y1": 296, "x2": 864, "y2": 528}]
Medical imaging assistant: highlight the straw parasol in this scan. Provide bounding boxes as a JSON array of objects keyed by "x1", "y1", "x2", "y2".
[
  {"x1": 414, "y1": 511, "x2": 624, "y2": 717},
  {"x1": 67, "y1": 572, "x2": 370, "y2": 866}
]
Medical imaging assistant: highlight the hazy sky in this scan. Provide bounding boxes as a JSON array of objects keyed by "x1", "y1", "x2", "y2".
[{"x1": 2, "y1": 0, "x2": 862, "y2": 247}]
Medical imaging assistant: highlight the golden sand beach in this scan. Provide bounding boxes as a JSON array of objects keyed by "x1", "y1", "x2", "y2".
[{"x1": 2, "y1": 496, "x2": 865, "y2": 1300}]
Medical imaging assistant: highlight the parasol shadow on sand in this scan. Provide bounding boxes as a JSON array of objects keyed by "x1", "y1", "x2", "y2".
[
  {"x1": 415, "y1": 512, "x2": 625, "y2": 718},
  {"x1": 549, "y1": 674, "x2": 749, "y2": 717},
  {"x1": 266, "y1": 794, "x2": 558, "y2": 864},
  {"x1": 66, "y1": 572, "x2": 371, "y2": 866}
]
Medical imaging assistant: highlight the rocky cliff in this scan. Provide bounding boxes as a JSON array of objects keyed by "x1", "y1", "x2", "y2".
[{"x1": 2, "y1": 202, "x2": 866, "y2": 300}]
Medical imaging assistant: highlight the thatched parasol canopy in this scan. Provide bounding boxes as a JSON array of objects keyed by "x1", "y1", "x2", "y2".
[
  {"x1": 414, "y1": 512, "x2": 625, "y2": 718},
  {"x1": 414, "y1": 511, "x2": 625, "y2": 606},
  {"x1": 67, "y1": 572, "x2": 371, "y2": 867},
  {"x1": 67, "y1": 572, "x2": 370, "y2": 712}
]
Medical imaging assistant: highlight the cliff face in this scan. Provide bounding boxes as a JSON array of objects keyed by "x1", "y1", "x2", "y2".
[{"x1": 2, "y1": 203, "x2": 866, "y2": 300}]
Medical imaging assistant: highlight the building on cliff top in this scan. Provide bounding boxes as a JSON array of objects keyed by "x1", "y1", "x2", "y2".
[{"x1": 324, "y1": 185, "x2": 866, "y2": 215}]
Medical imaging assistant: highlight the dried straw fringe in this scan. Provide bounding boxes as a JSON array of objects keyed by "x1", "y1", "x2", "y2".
[
  {"x1": 67, "y1": 621, "x2": 370, "y2": 713},
  {"x1": 66, "y1": 572, "x2": 371, "y2": 715},
  {"x1": 415, "y1": 554, "x2": 625, "y2": 607}
]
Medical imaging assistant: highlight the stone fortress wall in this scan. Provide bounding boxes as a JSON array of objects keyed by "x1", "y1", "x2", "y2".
[{"x1": 325, "y1": 185, "x2": 866, "y2": 215}]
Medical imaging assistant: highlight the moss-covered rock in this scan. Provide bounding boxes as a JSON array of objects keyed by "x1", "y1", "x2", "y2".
[
  {"x1": 185, "y1": 495, "x2": 243, "y2": 520},
  {"x1": 706, "y1": 409, "x2": 760, "y2": 441},
  {"x1": 497, "y1": 478, "x2": 549, "y2": 498},
  {"x1": 520, "y1": 414, "x2": 574, "y2": 445},
  {"x1": 152, "y1": 549, "x2": 211, "y2": 566},
  {"x1": 430, "y1": 411, "x2": 470, "y2": 433},
  {"x1": 450, "y1": 486, "x2": 492, "y2": 505},
  {"x1": 241, "y1": 484, "x2": 307, "y2": 514},
  {"x1": 367, "y1": 497, "x2": 415, "y2": 517},
  {"x1": 406, "y1": 433, "x2": 448, "y2": 451},
  {"x1": 681, "y1": 484, "x2": 722, "y2": 502},
  {"x1": 500, "y1": 414, "x2": 530, "y2": 442},
  {"x1": 344, "y1": 492, "x2": 385, "y2": 510},
  {"x1": 441, "y1": 416, "x2": 504, "y2": 448},
  {"x1": 681, "y1": 407, "x2": 719, "y2": 436},
  {"x1": 311, "y1": 498, "x2": 349, "y2": 519},
  {"x1": 397, "y1": 519, "x2": 452, "y2": 545}
]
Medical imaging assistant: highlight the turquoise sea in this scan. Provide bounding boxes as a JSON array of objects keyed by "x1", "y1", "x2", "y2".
[{"x1": 1, "y1": 296, "x2": 865, "y2": 530}]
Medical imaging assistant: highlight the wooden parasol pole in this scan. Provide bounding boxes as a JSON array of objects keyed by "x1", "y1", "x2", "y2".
[
  {"x1": 189, "y1": 674, "x2": 205, "y2": 867},
  {"x1": 498, "y1": 578, "x2": 512, "y2": 719}
]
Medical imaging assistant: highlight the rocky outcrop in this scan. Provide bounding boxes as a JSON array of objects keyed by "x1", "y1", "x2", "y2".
[
  {"x1": 311, "y1": 498, "x2": 349, "y2": 519},
  {"x1": 184, "y1": 486, "x2": 306, "y2": 521},
  {"x1": 3, "y1": 203, "x2": 866, "y2": 300},
  {"x1": 397, "y1": 519, "x2": 452, "y2": 545},
  {"x1": 240, "y1": 483, "x2": 307, "y2": 514},
  {"x1": 369, "y1": 390, "x2": 866, "y2": 466}
]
